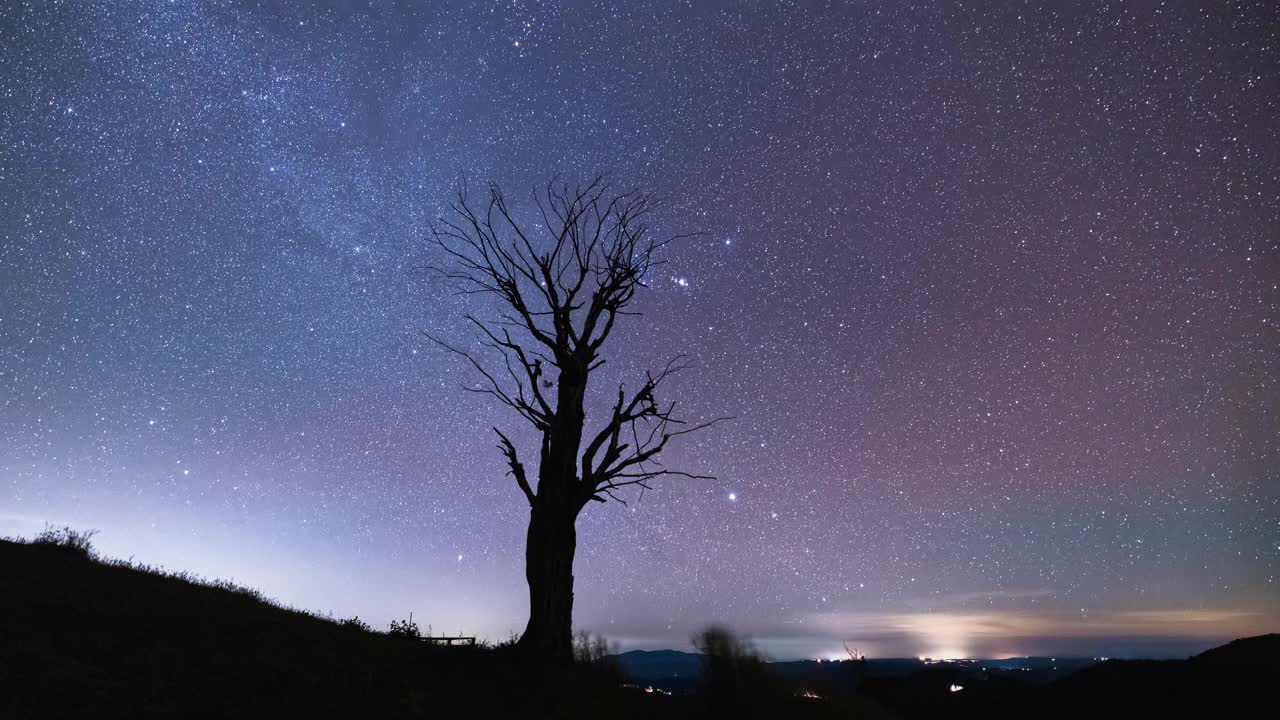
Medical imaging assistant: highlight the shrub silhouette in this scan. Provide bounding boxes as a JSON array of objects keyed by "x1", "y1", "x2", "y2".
[
  {"x1": 388, "y1": 613, "x2": 421, "y2": 639},
  {"x1": 496, "y1": 631, "x2": 521, "y2": 650},
  {"x1": 693, "y1": 626, "x2": 781, "y2": 715},
  {"x1": 340, "y1": 616, "x2": 371, "y2": 632},
  {"x1": 31, "y1": 525, "x2": 98, "y2": 558},
  {"x1": 573, "y1": 630, "x2": 613, "y2": 665},
  {"x1": 572, "y1": 630, "x2": 625, "y2": 688}
]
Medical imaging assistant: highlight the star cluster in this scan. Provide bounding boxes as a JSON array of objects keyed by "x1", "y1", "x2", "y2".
[{"x1": 1, "y1": 1, "x2": 1276, "y2": 658}]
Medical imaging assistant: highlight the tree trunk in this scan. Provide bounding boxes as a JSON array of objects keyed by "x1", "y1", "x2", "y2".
[
  {"x1": 517, "y1": 504, "x2": 577, "y2": 662},
  {"x1": 516, "y1": 363, "x2": 586, "y2": 662}
]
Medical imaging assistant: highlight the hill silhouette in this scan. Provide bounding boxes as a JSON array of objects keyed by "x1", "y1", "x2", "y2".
[
  {"x1": 0, "y1": 536, "x2": 885, "y2": 719},
  {"x1": 2, "y1": 533, "x2": 1272, "y2": 718},
  {"x1": 0, "y1": 536, "x2": 646, "y2": 719},
  {"x1": 1191, "y1": 633, "x2": 1279, "y2": 667},
  {"x1": 1035, "y1": 633, "x2": 1278, "y2": 719}
]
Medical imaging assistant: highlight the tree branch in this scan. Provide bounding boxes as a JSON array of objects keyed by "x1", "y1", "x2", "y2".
[
  {"x1": 495, "y1": 428, "x2": 535, "y2": 505},
  {"x1": 424, "y1": 177, "x2": 723, "y2": 511}
]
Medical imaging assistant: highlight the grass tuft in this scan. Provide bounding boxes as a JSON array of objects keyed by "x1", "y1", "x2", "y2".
[{"x1": 30, "y1": 525, "x2": 99, "y2": 558}]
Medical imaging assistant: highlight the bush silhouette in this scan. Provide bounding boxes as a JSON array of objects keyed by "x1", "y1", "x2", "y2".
[
  {"x1": 388, "y1": 613, "x2": 421, "y2": 639},
  {"x1": 573, "y1": 630, "x2": 613, "y2": 665},
  {"x1": 693, "y1": 626, "x2": 781, "y2": 715},
  {"x1": 340, "y1": 616, "x2": 371, "y2": 632},
  {"x1": 31, "y1": 525, "x2": 98, "y2": 558}
]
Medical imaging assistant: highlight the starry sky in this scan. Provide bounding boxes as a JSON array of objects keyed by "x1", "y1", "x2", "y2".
[{"x1": 2, "y1": 1, "x2": 1277, "y2": 660}]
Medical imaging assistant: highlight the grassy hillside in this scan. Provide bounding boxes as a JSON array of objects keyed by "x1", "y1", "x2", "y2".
[
  {"x1": 0, "y1": 535, "x2": 645, "y2": 719},
  {"x1": 0, "y1": 534, "x2": 885, "y2": 719}
]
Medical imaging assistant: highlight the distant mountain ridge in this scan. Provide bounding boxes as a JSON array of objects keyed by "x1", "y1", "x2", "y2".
[
  {"x1": 614, "y1": 635, "x2": 1280, "y2": 718},
  {"x1": 615, "y1": 633, "x2": 1280, "y2": 681},
  {"x1": 613, "y1": 648, "x2": 1098, "y2": 693},
  {"x1": 1192, "y1": 632, "x2": 1279, "y2": 666},
  {"x1": 616, "y1": 648, "x2": 1100, "y2": 681}
]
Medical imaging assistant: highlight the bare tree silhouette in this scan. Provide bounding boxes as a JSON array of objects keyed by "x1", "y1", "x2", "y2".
[{"x1": 425, "y1": 178, "x2": 727, "y2": 662}]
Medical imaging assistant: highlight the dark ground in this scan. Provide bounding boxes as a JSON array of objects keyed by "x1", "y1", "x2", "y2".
[
  {"x1": 2, "y1": 537, "x2": 1274, "y2": 719},
  {"x1": 0, "y1": 538, "x2": 884, "y2": 719}
]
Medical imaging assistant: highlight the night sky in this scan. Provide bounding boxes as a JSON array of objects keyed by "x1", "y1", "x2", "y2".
[{"x1": 2, "y1": 1, "x2": 1277, "y2": 660}]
